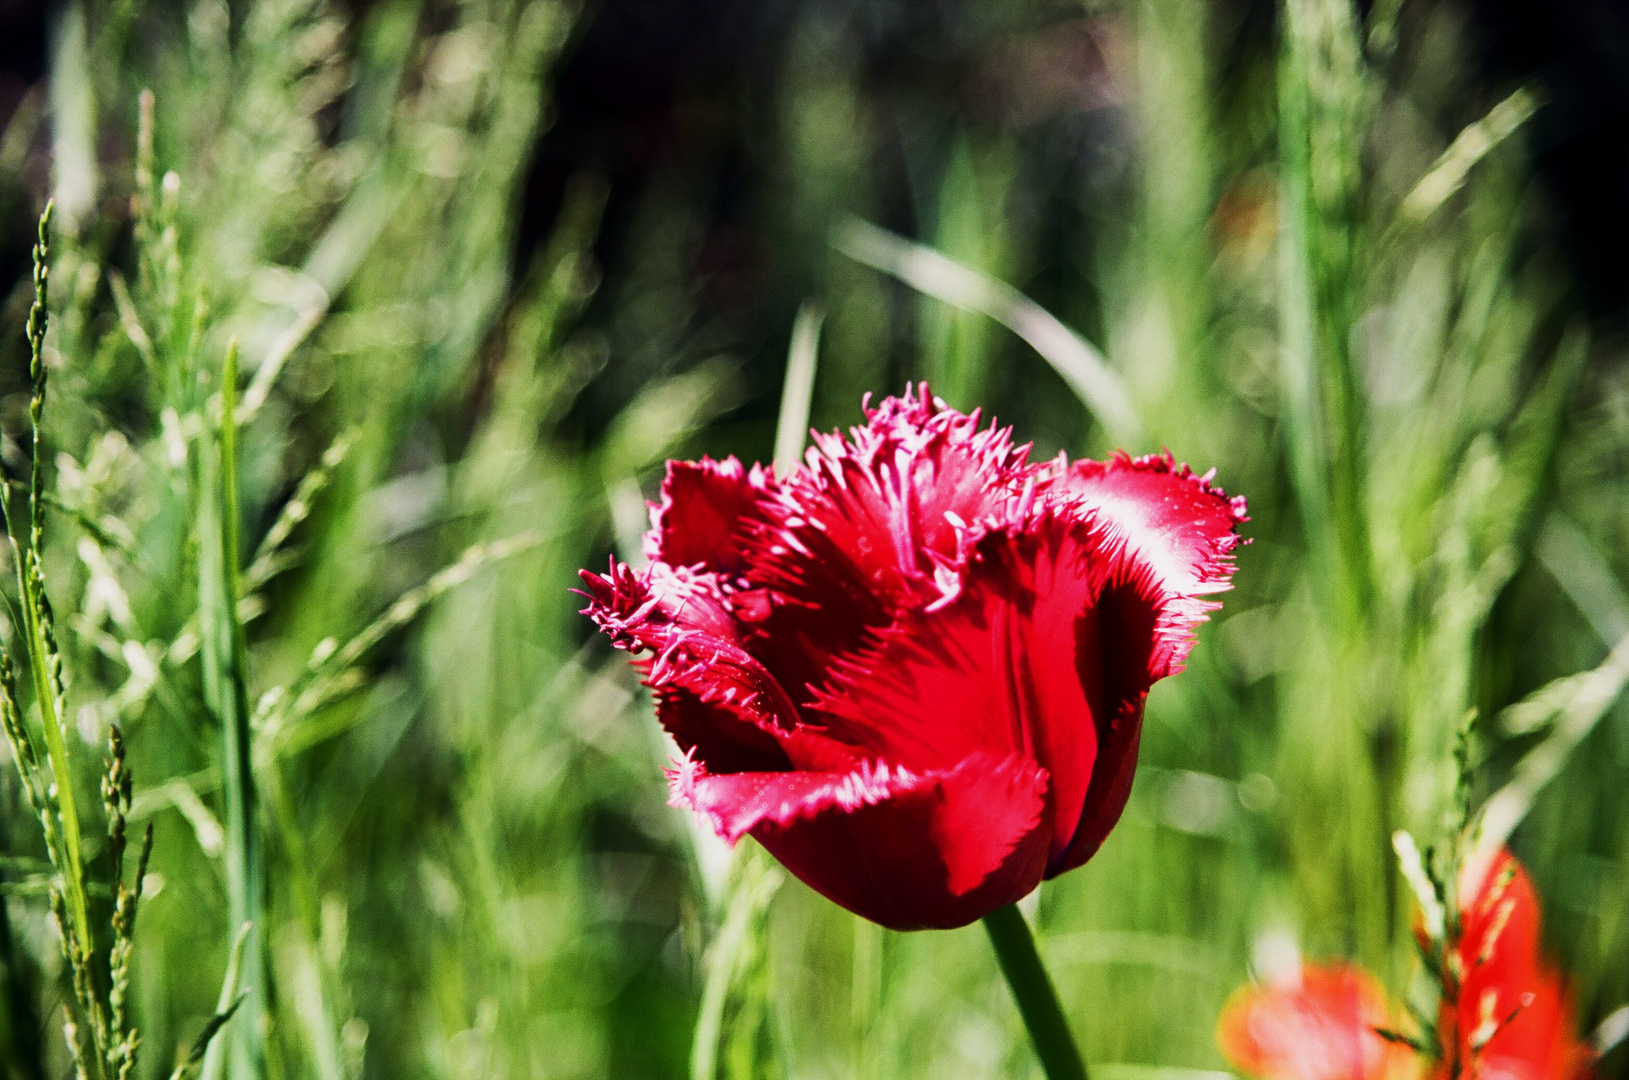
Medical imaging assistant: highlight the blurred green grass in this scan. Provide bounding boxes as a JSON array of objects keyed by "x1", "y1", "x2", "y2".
[{"x1": 0, "y1": 0, "x2": 1621, "y2": 1078}]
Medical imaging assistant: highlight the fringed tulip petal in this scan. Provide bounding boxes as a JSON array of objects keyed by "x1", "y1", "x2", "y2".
[
  {"x1": 1052, "y1": 452, "x2": 1248, "y2": 674},
  {"x1": 765, "y1": 387, "x2": 1040, "y2": 602},
  {"x1": 578, "y1": 561, "x2": 803, "y2": 772},
  {"x1": 646, "y1": 457, "x2": 777, "y2": 572},
  {"x1": 672, "y1": 750, "x2": 1050, "y2": 930},
  {"x1": 733, "y1": 386, "x2": 1044, "y2": 693}
]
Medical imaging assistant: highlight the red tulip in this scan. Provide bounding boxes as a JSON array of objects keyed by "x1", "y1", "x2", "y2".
[
  {"x1": 1436, "y1": 850, "x2": 1594, "y2": 1080},
  {"x1": 579, "y1": 386, "x2": 1246, "y2": 929},
  {"x1": 1216, "y1": 963, "x2": 1414, "y2": 1080}
]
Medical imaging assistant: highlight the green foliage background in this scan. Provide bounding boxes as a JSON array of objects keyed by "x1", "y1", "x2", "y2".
[{"x1": 0, "y1": 0, "x2": 1623, "y2": 1077}]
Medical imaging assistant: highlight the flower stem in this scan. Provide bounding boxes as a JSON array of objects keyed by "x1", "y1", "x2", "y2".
[{"x1": 983, "y1": 903, "x2": 1087, "y2": 1080}]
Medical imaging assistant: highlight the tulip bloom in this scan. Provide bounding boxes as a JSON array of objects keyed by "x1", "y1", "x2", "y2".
[
  {"x1": 1217, "y1": 964, "x2": 1414, "y2": 1080},
  {"x1": 1438, "y1": 851, "x2": 1594, "y2": 1080},
  {"x1": 580, "y1": 387, "x2": 1246, "y2": 930}
]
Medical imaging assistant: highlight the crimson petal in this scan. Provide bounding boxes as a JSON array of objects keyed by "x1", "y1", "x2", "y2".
[
  {"x1": 808, "y1": 511, "x2": 1165, "y2": 874},
  {"x1": 578, "y1": 561, "x2": 802, "y2": 773},
  {"x1": 672, "y1": 750, "x2": 1050, "y2": 930},
  {"x1": 717, "y1": 389, "x2": 1043, "y2": 710},
  {"x1": 646, "y1": 457, "x2": 777, "y2": 573},
  {"x1": 1052, "y1": 451, "x2": 1247, "y2": 675},
  {"x1": 756, "y1": 385, "x2": 1043, "y2": 615}
]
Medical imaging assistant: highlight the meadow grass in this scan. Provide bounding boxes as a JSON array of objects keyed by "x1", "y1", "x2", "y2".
[{"x1": 0, "y1": 1, "x2": 1622, "y2": 1078}]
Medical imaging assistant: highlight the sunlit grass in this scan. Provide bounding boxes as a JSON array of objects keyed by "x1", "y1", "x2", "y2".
[{"x1": 0, "y1": 1, "x2": 1621, "y2": 1078}]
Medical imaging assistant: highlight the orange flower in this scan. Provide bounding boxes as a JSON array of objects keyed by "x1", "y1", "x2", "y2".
[
  {"x1": 1217, "y1": 963, "x2": 1416, "y2": 1080},
  {"x1": 1218, "y1": 851, "x2": 1596, "y2": 1080}
]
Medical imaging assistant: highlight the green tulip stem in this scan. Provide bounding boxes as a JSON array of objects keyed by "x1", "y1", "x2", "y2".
[{"x1": 982, "y1": 903, "x2": 1087, "y2": 1080}]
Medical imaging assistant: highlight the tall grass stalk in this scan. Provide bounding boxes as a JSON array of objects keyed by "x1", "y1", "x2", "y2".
[
  {"x1": 4, "y1": 203, "x2": 94, "y2": 959},
  {"x1": 195, "y1": 341, "x2": 264, "y2": 1079}
]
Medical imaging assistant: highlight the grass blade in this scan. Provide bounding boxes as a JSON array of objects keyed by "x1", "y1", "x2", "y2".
[
  {"x1": 1400, "y1": 85, "x2": 1541, "y2": 222},
  {"x1": 832, "y1": 215, "x2": 1142, "y2": 444},
  {"x1": 773, "y1": 301, "x2": 823, "y2": 477},
  {"x1": 1471, "y1": 625, "x2": 1629, "y2": 879},
  {"x1": 196, "y1": 341, "x2": 265, "y2": 1080},
  {"x1": 690, "y1": 847, "x2": 784, "y2": 1080},
  {"x1": 197, "y1": 922, "x2": 252, "y2": 1080}
]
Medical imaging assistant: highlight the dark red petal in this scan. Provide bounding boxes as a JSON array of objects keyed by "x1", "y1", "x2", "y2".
[
  {"x1": 656, "y1": 689, "x2": 861, "y2": 775},
  {"x1": 807, "y1": 511, "x2": 1164, "y2": 873},
  {"x1": 734, "y1": 579, "x2": 889, "y2": 717},
  {"x1": 671, "y1": 751, "x2": 1049, "y2": 930},
  {"x1": 1051, "y1": 451, "x2": 1247, "y2": 674},
  {"x1": 578, "y1": 560, "x2": 747, "y2": 656},
  {"x1": 646, "y1": 457, "x2": 777, "y2": 572},
  {"x1": 1049, "y1": 564, "x2": 1164, "y2": 875},
  {"x1": 578, "y1": 561, "x2": 805, "y2": 773},
  {"x1": 1216, "y1": 963, "x2": 1411, "y2": 1080},
  {"x1": 754, "y1": 384, "x2": 1043, "y2": 618}
]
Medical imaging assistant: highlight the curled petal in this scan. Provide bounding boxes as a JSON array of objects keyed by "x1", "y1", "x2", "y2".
[
  {"x1": 1217, "y1": 963, "x2": 1412, "y2": 1080},
  {"x1": 646, "y1": 457, "x2": 777, "y2": 572},
  {"x1": 1050, "y1": 451, "x2": 1247, "y2": 673},
  {"x1": 672, "y1": 751, "x2": 1050, "y2": 930},
  {"x1": 578, "y1": 561, "x2": 804, "y2": 773},
  {"x1": 656, "y1": 690, "x2": 860, "y2": 775},
  {"x1": 578, "y1": 560, "x2": 747, "y2": 658}
]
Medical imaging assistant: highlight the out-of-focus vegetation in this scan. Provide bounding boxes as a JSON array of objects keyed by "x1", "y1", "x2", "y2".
[{"x1": 0, "y1": 0, "x2": 1623, "y2": 1078}]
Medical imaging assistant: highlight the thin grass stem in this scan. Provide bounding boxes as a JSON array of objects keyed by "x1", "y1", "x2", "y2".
[
  {"x1": 197, "y1": 340, "x2": 265, "y2": 1080},
  {"x1": 4, "y1": 201, "x2": 95, "y2": 973},
  {"x1": 773, "y1": 301, "x2": 822, "y2": 477}
]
